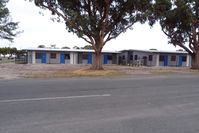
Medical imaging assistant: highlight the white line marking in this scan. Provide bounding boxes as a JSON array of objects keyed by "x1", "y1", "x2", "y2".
[{"x1": 0, "y1": 94, "x2": 111, "y2": 103}]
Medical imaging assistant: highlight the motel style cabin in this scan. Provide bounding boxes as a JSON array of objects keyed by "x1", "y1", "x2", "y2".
[
  {"x1": 24, "y1": 48, "x2": 119, "y2": 65},
  {"x1": 119, "y1": 49, "x2": 190, "y2": 67},
  {"x1": 23, "y1": 48, "x2": 191, "y2": 67}
]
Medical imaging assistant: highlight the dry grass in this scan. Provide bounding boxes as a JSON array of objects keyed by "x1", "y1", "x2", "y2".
[
  {"x1": 71, "y1": 69, "x2": 124, "y2": 77},
  {"x1": 27, "y1": 68, "x2": 125, "y2": 78},
  {"x1": 149, "y1": 67, "x2": 199, "y2": 75},
  {"x1": 1, "y1": 63, "x2": 199, "y2": 80}
]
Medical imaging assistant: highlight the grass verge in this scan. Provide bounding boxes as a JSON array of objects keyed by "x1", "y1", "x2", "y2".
[{"x1": 25, "y1": 68, "x2": 125, "y2": 78}]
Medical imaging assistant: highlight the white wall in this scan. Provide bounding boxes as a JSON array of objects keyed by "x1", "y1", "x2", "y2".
[
  {"x1": 70, "y1": 52, "x2": 78, "y2": 64},
  {"x1": 32, "y1": 51, "x2": 36, "y2": 64}
]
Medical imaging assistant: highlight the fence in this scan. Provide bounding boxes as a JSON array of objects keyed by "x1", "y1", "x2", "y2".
[{"x1": 0, "y1": 57, "x2": 27, "y2": 64}]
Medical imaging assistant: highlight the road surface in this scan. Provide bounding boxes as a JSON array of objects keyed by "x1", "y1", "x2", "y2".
[{"x1": 0, "y1": 75, "x2": 199, "y2": 133}]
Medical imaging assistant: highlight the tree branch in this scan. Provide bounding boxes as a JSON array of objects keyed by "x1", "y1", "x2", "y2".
[
  {"x1": 39, "y1": 4, "x2": 68, "y2": 22},
  {"x1": 104, "y1": 24, "x2": 133, "y2": 45},
  {"x1": 161, "y1": 27, "x2": 193, "y2": 55}
]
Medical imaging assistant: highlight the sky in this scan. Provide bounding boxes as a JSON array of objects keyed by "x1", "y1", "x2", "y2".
[{"x1": 0, "y1": 0, "x2": 181, "y2": 51}]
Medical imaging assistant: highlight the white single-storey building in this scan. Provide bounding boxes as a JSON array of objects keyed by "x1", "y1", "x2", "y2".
[
  {"x1": 22, "y1": 48, "x2": 191, "y2": 67},
  {"x1": 24, "y1": 48, "x2": 119, "y2": 65},
  {"x1": 119, "y1": 49, "x2": 191, "y2": 67}
]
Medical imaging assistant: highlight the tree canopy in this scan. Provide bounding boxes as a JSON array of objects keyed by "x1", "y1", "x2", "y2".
[
  {"x1": 153, "y1": 0, "x2": 199, "y2": 69},
  {"x1": 61, "y1": 46, "x2": 70, "y2": 49},
  {"x1": 81, "y1": 45, "x2": 93, "y2": 50},
  {"x1": 37, "y1": 45, "x2": 46, "y2": 48},
  {"x1": 0, "y1": 47, "x2": 17, "y2": 57},
  {"x1": 0, "y1": 0, "x2": 19, "y2": 42},
  {"x1": 32, "y1": 0, "x2": 153, "y2": 69}
]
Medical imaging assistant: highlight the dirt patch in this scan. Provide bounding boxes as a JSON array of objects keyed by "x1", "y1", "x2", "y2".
[
  {"x1": 70, "y1": 69, "x2": 124, "y2": 77},
  {"x1": 0, "y1": 63, "x2": 198, "y2": 80}
]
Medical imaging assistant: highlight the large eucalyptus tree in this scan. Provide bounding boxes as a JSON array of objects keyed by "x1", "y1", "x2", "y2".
[
  {"x1": 153, "y1": 0, "x2": 199, "y2": 69},
  {"x1": 33, "y1": 0, "x2": 152, "y2": 69}
]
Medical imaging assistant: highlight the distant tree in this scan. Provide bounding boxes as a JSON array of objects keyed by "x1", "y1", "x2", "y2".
[
  {"x1": 73, "y1": 46, "x2": 80, "y2": 49},
  {"x1": 82, "y1": 45, "x2": 93, "y2": 50},
  {"x1": 0, "y1": 47, "x2": 8, "y2": 57},
  {"x1": 149, "y1": 48, "x2": 157, "y2": 51},
  {"x1": 16, "y1": 50, "x2": 26, "y2": 58},
  {"x1": 0, "y1": 48, "x2": 2, "y2": 57},
  {"x1": 37, "y1": 45, "x2": 45, "y2": 48},
  {"x1": 152, "y1": 0, "x2": 199, "y2": 69},
  {"x1": 9, "y1": 47, "x2": 17, "y2": 57},
  {"x1": 50, "y1": 44, "x2": 56, "y2": 48},
  {"x1": 0, "y1": 0, "x2": 19, "y2": 42},
  {"x1": 61, "y1": 46, "x2": 70, "y2": 49},
  {"x1": 32, "y1": 0, "x2": 153, "y2": 70}
]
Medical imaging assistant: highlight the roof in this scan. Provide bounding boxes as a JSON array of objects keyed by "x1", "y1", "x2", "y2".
[
  {"x1": 23, "y1": 48, "x2": 189, "y2": 54},
  {"x1": 23, "y1": 48, "x2": 121, "y2": 54},
  {"x1": 120, "y1": 49, "x2": 188, "y2": 54}
]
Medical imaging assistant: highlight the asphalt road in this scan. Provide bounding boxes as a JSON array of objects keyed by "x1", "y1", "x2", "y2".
[{"x1": 0, "y1": 74, "x2": 199, "y2": 133}]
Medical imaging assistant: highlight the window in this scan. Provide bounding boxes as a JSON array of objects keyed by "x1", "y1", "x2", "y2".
[
  {"x1": 36, "y1": 53, "x2": 42, "y2": 59},
  {"x1": 182, "y1": 56, "x2": 187, "y2": 62},
  {"x1": 130, "y1": 55, "x2": 133, "y2": 60},
  {"x1": 149, "y1": 55, "x2": 153, "y2": 61},
  {"x1": 108, "y1": 55, "x2": 112, "y2": 60},
  {"x1": 134, "y1": 55, "x2": 138, "y2": 60},
  {"x1": 122, "y1": 55, "x2": 125, "y2": 60},
  {"x1": 50, "y1": 53, "x2": 57, "y2": 59},
  {"x1": 82, "y1": 54, "x2": 88, "y2": 59},
  {"x1": 171, "y1": 56, "x2": 176, "y2": 61},
  {"x1": 159, "y1": 55, "x2": 164, "y2": 61},
  {"x1": 64, "y1": 54, "x2": 70, "y2": 59}
]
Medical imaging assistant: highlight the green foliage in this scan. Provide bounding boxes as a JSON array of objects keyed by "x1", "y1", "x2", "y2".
[
  {"x1": 0, "y1": 0, "x2": 19, "y2": 42},
  {"x1": 0, "y1": 47, "x2": 17, "y2": 57},
  {"x1": 32, "y1": 0, "x2": 153, "y2": 69},
  {"x1": 33, "y1": 0, "x2": 153, "y2": 47},
  {"x1": 0, "y1": 47, "x2": 8, "y2": 57},
  {"x1": 73, "y1": 46, "x2": 80, "y2": 49},
  {"x1": 81, "y1": 45, "x2": 93, "y2": 50},
  {"x1": 61, "y1": 46, "x2": 70, "y2": 49},
  {"x1": 152, "y1": 0, "x2": 199, "y2": 55},
  {"x1": 16, "y1": 50, "x2": 26, "y2": 57},
  {"x1": 9, "y1": 47, "x2": 17, "y2": 56},
  {"x1": 37, "y1": 45, "x2": 45, "y2": 48}
]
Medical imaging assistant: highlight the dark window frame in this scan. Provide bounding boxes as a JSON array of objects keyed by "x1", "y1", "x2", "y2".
[
  {"x1": 122, "y1": 55, "x2": 125, "y2": 60},
  {"x1": 134, "y1": 55, "x2": 138, "y2": 60},
  {"x1": 36, "y1": 53, "x2": 42, "y2": 59},
  {"x1": 171, "y1": 56, "x2": 176, "y2": 61},
  {"x1": 64, "y1": 54, "x2": 70, "y2": 60},
  {"x1": 159, "y1": 55, "x2": 164, "y2": 61},
  {"x1": 182, "y1": 56, "x2": 187, "y2": 62},
  {"x1": 149, "y1": 55, "x2": 153, "y2": 61},
  {"x1": 50, "y1": 53, "x2": 57, "y2": 59},
  {"x1": 82, "y1": 54, "x2": 88, "y2": 60},
  {"x1": 130, "y1": 55, "x2": 133, "y2": 60},
  {"x1": 107, "y1": 55, "x2": 112, "y2": 60}
]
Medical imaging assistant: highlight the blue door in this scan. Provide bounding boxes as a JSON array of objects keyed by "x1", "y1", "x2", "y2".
[
  {"x1": 178, "y1": 55, "x2": 183, "y2": 66},
  {"x1": 164, "y1": 55, "x2": 168, "y2": 66},
  {"x1": 60, "y1": 53, "x2": 65, "y2": 64},
  {"x1": 103, "y1": 54, "x2": 108, "y2": 64},
  {"x1": 88, "y1": 53, "x2": 92, "y2": 64},
  {"x1": 41, "y1": 53, "x2": 46, "y2": 64}
]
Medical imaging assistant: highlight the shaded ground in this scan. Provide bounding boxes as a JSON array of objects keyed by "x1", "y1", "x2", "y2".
[{"x1": 0, "y1": 63, "x2": 198, "y2": 80}]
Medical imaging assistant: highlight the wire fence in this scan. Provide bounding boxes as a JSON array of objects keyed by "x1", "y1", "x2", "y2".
[{"x1": 0, "y1": 57, "x2": 27, "y2": 64}]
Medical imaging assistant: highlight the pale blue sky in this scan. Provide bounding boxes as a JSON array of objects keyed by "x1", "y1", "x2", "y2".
[{"x1": 1, "y1": 0, "x2": 181, "y2": 51}]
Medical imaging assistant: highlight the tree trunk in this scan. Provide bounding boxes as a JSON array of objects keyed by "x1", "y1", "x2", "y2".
[
  {"x1": 191, "y1": 51, "x2": 199, "y2": 69},
  {"x1": 90, "y1": 35, "x2": 104, "y2": 70},
  {"x1": 91, "y1": 51, "x2": 103, "y2": 70}
]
